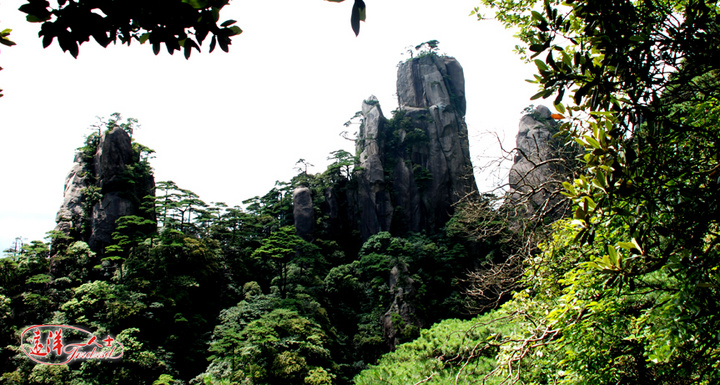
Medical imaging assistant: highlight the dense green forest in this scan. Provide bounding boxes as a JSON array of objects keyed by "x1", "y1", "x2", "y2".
[
  {"x1": 0, "y1": 106, "x2": 499, "y2": 384},
  {"x1": 3, "y1": 0, "x2": 720, "y2": 384}
]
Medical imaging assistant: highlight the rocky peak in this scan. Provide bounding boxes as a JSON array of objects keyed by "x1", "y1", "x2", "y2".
[
  {"x1": 351, "y1": 55, "x2": 478, "y2": 240},
  {"x1": 349, "y1": 55, "x2": 479, "y2": 348},
  {"x1": 356, "y1": 96, "x2": 386, "y2": 185},
  {"x1": 396, "y1": 54, "x2": 466, "y2": 115},
  {"x1": 94, "y1": 127, "x2": 135, "y2": 191},
  {"x1": 55, "y1": 152, "x2": 90, "y2": 243},
  {"x1": 54, "y1": 127, "x2": 155, "y2": 253}
]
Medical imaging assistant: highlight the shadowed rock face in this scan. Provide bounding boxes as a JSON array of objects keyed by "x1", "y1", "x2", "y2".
[
  {"x1": 350, "y1": 55, "x2": 478, "y2": 240},
  {"x1": 55, "y1": 127, "x2": 155, "y2": 253},
  {"x1": 293, "y1": 186, "x2": 314, "y2": 241}
]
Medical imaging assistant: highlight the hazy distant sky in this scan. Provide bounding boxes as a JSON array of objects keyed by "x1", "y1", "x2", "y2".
[{"x1": 0, "y1": 0, "x2": 539, "y2": 251}]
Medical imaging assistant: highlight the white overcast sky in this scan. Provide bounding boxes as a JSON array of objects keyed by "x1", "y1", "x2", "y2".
[{"x1": 0, "y1": 0, "x2": 540, "y2": 251}]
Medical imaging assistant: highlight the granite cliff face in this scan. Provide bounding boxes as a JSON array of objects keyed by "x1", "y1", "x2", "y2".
[
  {"x1": 55, "y1": 127, "x2": 155, "y2": 253},
  {"x1": 322, "y1": 55, "x2": 478, "y2": 242}
]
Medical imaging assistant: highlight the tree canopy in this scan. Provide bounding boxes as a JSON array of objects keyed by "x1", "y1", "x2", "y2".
[
  {"x1": 14, "y1": 0, "x2": 366, "y2": 59},
  {"x1": 18, "y1": 0, "x2": 240, "y2": 58}
]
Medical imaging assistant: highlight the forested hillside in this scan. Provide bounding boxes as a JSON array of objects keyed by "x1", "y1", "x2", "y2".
[
  {"x1": 356, "y1": 0, "x2": 720, "y2": 384},
  {"x1": 1, "y1": 51, "x2": 506, "y2": 384},
  {"x1": 2, "y1": 0, "x2": 719, "y2": 384}
]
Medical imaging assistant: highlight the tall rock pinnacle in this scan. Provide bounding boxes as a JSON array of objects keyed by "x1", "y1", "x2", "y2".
[
  {"x1": 54, "y1": 127, "x2": 155, "y2": 253},
  {"x1": 352, "y1": 55, "x2": 478, "y2": 239}
]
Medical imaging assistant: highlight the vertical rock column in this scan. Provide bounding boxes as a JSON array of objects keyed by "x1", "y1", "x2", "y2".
[
  {"x1": 351, "y1": 55, "x2": 478, "y2": 240},
  {"x1": 293, "y1": 186, "x2": 314, "y2": 241},
  {"x1": 54, "y1": 127, "x2": 155, "y2": 254},
  {"x1": 354, "y1": 96, "x2": 394, "y2": 240}
]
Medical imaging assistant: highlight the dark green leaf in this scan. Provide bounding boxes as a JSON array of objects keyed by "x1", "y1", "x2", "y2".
[
  {"x1": 166, "y1": 39, "x2": 180, "y2": 55},
  {"x1": 554, "y1": 88, "x2": 565, "y2": 105},
  {"x1": 92, "y1": 31, "x2": 110, "y2": 47},
  {"x1": 58, "y1": 34, "x2": 78, "y2": 58},
  {"x1": 534, "y1": 59, "x2": 549, "y2": 72},
  {"x1": 26, "y1": 15, "x2": 48, "y2": 23},
  {"x1": 351, "y1": 0, "x2": 365, "y2": 36},
  {"x1": 530, "y1": 90, "x2": 547, "y2": 100},
  {"x1": 209, "y1": 35, "x2": 216, "y2": 53},
  {"x1": 196, "y1": 28, "x2": 209, "y2": 44},
  {"x1": 218, "y1": 36, "x2": 229, "y2": 52},
  {"x1": 183, "y1": 39, "x2": 199, "y2": 59}
]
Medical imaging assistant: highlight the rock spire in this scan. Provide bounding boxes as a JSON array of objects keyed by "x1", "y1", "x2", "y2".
[
  {"x1": 54, "y1": 127, "x2": 155, "y2": 253},
  {"x1": 351, "y1": 54, "x2": 478, "y2": 239}
]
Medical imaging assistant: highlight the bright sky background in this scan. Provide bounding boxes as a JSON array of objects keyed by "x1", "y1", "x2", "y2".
[{"x1": 0, "y1": 0, "x2": 539, "y2": 252}]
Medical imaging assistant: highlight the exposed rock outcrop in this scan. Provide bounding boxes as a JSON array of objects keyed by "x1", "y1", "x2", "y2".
[
  {"x1": 350, "y1": 55, "x2": 478, "y2": 240},
  {"x1": 55, "y1": 152, "x2": 90, "y2": 241},
  {"x1": 293, "y1": 186, "x2": 314, "y2": 241},
  {"x1": 54, "y1": 127, "x2": 155, "y2": 253},
  {"x1": 353, "y1": 96, "x2": 394, "y2": 240},
  {"x1": 507, "y1": 105, "x2": 577, "y2": 220},
  {"x1": 308, "y1": 55, "x2": 477, "y2": 249}
]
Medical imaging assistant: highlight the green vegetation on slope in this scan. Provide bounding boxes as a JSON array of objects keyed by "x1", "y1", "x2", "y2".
[
  {"x1": 1, "y1": 107, "x2": 498, "y2": 384},
  {"x1": 354, "y1": 0, "x2": 720, "y2": 384}
]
